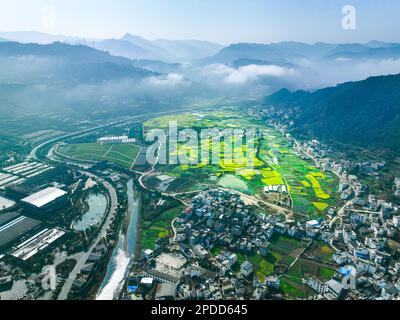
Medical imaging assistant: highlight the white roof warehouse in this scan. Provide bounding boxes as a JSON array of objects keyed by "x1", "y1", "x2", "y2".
[{"x1": 21, "y1": 187, "x2": 67, "y2": 209}]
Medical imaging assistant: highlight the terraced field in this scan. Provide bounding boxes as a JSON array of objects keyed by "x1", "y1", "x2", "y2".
[
  {"x1": 258, "y1": 127, "x2": 338, "y2": 218},
  {"x1": 260, "y1": 128, "x2": 338, "y2": 217},
  {"x1": 144, "y1": 110, "x2": 339, "y2": 218}
]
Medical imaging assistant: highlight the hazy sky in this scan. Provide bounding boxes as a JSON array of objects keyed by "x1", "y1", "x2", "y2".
[{"x1": 0, "y1": 0, "x2": 399, "y2": 44}]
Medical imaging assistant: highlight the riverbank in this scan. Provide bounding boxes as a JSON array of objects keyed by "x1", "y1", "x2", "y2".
[{"x1": 96, "y1": 179, "x2": 142, "y2": 300}]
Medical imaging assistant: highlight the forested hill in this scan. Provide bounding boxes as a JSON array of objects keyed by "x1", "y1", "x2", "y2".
[{"x1": 264, "y1": 74, "x2": 400, "y2": 153}]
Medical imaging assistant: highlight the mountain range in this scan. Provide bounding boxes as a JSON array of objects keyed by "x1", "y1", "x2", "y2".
[
  {"x1": 3, "y1": 31, "x2": 400, "y2": 67},
  {"x1": 203, "y1": 41, "x2": 400, "y2": 66},
  {"x1": 263, "y1": 74, "x2": 400, "y2": 153},
  {"x1": 0, "y1": 41, "x2": 165, "y2": 125},
  {"x1": 0, "y1": 31, "x2": 94, "y2": 45},
  {"x1": 0, "y1": 31, "x2": 224, "y2": 62},
  {"x1": 1, "y1": 32, "x2": 400, "y2": 148},
  {"x1": 0, "y1": 41, "x2": 156, "y2": 84}
]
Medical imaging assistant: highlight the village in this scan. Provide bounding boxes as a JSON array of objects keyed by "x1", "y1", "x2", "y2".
[
  {"x1": 123, "y1": 110, "x2": 400, "y2": 300},
  {"x1": 124, "y1": 176, "x2": 400, "y2": 300}
]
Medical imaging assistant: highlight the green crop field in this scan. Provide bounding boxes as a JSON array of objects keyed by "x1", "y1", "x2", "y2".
[
  {"x1": 307, "y1": 241, "x2": 335, "y2": 263},
  {"x1": 144, "y1": 110, "x2": 339, "y2": 219},
  {"x1": 59, "y1": 142, "x2": 140, "y2": 169},
  {"x1": 286, "y1": 259, "x2": 336, "y2": 282},
  {"x1": 258, "y1": 127, "x2": 338, "y2": 218},
  {"x1": 218, "y1": 174, "x2": 250, "y2": 193},
  {"x1": 244, "y1": 234, "x2": 308, "y2": 282},
  {"x1": 280, "y1": 276, "x2": 308, "y2": 299},
  {"x1": 142, "y1": 109, "x2": 340, "y2": 300},
  {"x1": 140, "y1": 207, "x2": 182, "y2": 250},
  {"x1": 207, "y1": 230, "x2": 335, "y2": 298}
]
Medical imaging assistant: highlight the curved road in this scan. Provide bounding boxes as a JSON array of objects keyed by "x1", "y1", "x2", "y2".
[
  {"x1": 29, "y1": 108, "x2": 202, "y2": 300},
  {"x1": 41, "y1": 140, "x2": 119, "y2": 300},
  {"x1": 29, "y1": 107, "x2": 203, "y2": 161}
]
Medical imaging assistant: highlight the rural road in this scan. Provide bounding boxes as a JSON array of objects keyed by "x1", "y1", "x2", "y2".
[
  {"x1": 171, "y1": 217, "x2": 178, "y2": 241},
  {"x1": 289, "y1": 131, "x2": 356, "y2": 228},
  {"x1": 328, "y1": 198, "x2": 354, "y2": 228}
]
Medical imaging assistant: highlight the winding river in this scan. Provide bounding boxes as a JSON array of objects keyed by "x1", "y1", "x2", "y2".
[{"x1": 96, "y1": 179, "x2": 140, "y2": 300}]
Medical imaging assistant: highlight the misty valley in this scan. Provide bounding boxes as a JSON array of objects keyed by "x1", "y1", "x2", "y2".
[{"x1": 0, "y1": 2, "x2": 400, "y2": 307}]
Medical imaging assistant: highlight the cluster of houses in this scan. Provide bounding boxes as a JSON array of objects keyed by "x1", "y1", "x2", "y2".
[
  {"x1": 264, "y1": 185, "x2": 288, "y2": 194},
  {"x1": 259, "y1": 191, "x2": 400, "y2": 300},
  {"x1": 129, "y1": 182, "x2": 400, "y2": 300},
  {"x1": 291, "y1": 139, "x2": 400, "y2": 300},
  {"x1": 336, "y1": 174, "x2": 364, "y2": 201},
  {"x1": 247, "y1": 107, "x2": 400, "y2": 300},
  {"x1": 127, "y1": 189, "x2": 330, "y2": 300},
  {"x1": 325, "y1": 198, "x2": 400, "y2": 300},
  {"x1": 357, "y1": 161, "x2": 386, "y2": 177},
  {"x1": 97, "y1": 135, "x2": 136, "y2": 145},
  {"x1": 126, "y1": 190, "x2": 290, "y2": 300},
  {"x1": 124, "y1": 109, "x2": 400, "y2": 300},
  {"x1": 297, "y1": 186, "x2": 400, "y2": 300}
]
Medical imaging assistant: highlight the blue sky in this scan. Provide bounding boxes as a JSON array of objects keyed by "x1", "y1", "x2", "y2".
[{"x1": 0, "y1": 0, "x2": 399, "y2": 44}]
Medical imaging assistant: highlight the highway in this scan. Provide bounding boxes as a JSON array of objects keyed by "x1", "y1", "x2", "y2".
[{"x1": 28, "y1": 107, "x2": 203, "y2": 161}]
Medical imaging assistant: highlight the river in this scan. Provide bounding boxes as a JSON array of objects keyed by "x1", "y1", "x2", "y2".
[{"x1": 96, "y1": 179, "x2": 141, "y2": 300}]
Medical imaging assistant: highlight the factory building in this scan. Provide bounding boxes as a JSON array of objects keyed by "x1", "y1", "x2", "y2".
[
  {"x1": 0, "y1": 211, "x2": 42, "y2": 251},
  {"x1": 21, "y1": 187, "x2": 67, "y2": 213}
]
